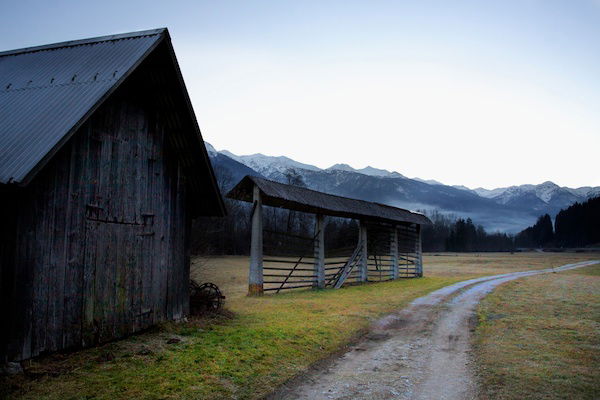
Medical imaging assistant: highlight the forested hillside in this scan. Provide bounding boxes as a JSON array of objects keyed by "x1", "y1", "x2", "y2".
[
  {"x1": 555, "y1": 197, "x2": 600, "y2": 247},
  {"x1": 515, "y1": 197, "x2": 600, "y2": 248}
]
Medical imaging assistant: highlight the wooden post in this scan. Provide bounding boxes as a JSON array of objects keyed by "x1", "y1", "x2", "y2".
[
  {"x1": 313, "y1": 214, "x2": 325, "y2": 289},
  {"x1": 359, "y1": 222, "x2": 368, "y2": 282},
  {"x1": 249, "y1": 185, "x2": 264, "y2": 295},
  {"x1": 391, "y1": 227, "x2": 398, "y2": 280},
  {"x1": 415, "y1": 224, "x2": 423, "y2": 277}
]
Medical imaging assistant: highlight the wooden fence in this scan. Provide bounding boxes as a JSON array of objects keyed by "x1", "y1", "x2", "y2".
[{"x1": 259, "y1": 216, "x2": 422, "y2": 293}]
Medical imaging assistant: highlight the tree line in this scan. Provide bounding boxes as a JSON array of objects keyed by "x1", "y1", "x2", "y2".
[
  {"x1": 192, "y1": 205, "x2": 517, "y2": 255},
  {"x1": 515, "y1": 196, "x2": 600, "y2": 248},
  {"x1": 420, "y1": 210, "x2": 514, "y2": 252}
]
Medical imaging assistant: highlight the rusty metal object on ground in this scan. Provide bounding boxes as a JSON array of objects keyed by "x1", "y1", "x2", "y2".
[{"x1": 190, "y1": 281, "x2": 226, "y2": 314}]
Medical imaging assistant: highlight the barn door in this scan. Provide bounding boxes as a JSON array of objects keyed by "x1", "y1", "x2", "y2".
[
  {"x1": 81, "y1": 99, "x2": 158, "y2": 346},
  {"x1": 82, "y1": 219, "x2": 142, "y2": 345}
]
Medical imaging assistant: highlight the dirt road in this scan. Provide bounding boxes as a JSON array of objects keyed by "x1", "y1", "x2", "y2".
[{"x1": 273, "y1": 260, "x2": 600, "y2": 400}]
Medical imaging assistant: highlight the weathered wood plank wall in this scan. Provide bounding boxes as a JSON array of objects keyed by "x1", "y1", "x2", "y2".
[
  {"x1": 0, "y1": 190, "x2": 19, "y2": 361},
  {"x1": 1, "y1": 80, "x2": 190, "y2": 362}
]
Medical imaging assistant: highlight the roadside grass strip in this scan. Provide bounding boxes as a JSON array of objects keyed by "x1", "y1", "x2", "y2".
[{"x1": 475, "y1": 264, "x2": 600, "y2": 400}]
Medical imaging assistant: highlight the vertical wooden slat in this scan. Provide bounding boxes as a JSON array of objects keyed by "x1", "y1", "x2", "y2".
[
  {"x1": 0, "y1": 191, "x2": 18, "y2": 362},
  {"x1": 416, "y1": 224, "x2": 423, "y2": 277},
  {"x1": 81, "y1": 220, "x2": 96, "y2": 347},
  {"x1": 10, "y1": 191, "x2": 34, "y2": 360},
  {"x1": 172, "y1": 162, "x2": 184, "y2": 319},
  {"x1": 80, "y1": 123, "x2": 102, "y2": 348},
  {"x1": 182, "y1": 208, "x2": 191, "y2": 317},
  {"x1": 144, "y1": 110, "x2": 159, "y2": 327},
  {"x1": 359, "y1": 222, "x2": 368, "y2": 283},
  {"x1": 131, "y1": 104, "x2": 142, "y2": 333},
  {"x1": 47, "y1": 144, "x2": 70, "y2": 352},
  {"x1": 249, "y1": 184, "x2": 264, "y2": 295},
  {"x1": 151, "y1": 116, "x2": 165, "y2": 324},
  {"x1": 164, "y1": 148, "x2": 175, "y2": 320},
  {"x1": 32, "y1": 173, "x2": 51, "y2": 357},
  {"x1": 391, "y1": 227, "x2": 398, "y2": 280},
  {"x1": 313, "y1": 214, "x2": 325, "y2": 289}
]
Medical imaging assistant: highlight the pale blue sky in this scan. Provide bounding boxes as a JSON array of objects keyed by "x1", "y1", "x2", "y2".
[{"x1": 2, "y1": 0, "x2": 599, "y2": 188}]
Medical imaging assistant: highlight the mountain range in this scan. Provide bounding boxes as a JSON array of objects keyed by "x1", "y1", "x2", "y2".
[{"x1": 205, "y1": 143, "x2": 600, "y2": 233}]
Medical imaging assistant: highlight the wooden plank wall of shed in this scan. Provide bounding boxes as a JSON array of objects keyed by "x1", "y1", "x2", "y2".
[
  {"x1": 0, "y1": 190, "x2": 19, "y2": 362},
  {"x1": 2, "y1": 79, "x2": 190, "y2": 362}
]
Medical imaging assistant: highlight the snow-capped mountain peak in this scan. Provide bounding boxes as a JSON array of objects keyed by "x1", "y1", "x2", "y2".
[
  {"x1": 214, "y1": 150, "x2": 320, "y2": 182},
  {"x1": 566, "y1": 186, "x2": 600, "y2": 198},
  {"x1": 327, "y1": 163, "x2": 355, "y2": 172},
  {"x1": 357, "y1": 166, "x2": 405, "y2": 178},
  {"x1": 473, "y1": 181, "x2": 600, "y2": 206},
  {"x1": 327, "y1": 163, "x2": 404, "y2": 178},
  {"x1": 204, "y1": 142, "x2": 218, "y2": 157},
  {"x1": 452, "y1": 185, "x2": 473, "y2": 192},
  {"x1": 413, "y1": 177, "x2": 444, "y2": 186},
  {"x1": 535, "y1": 181, "x2": 560, "y2": 203}
]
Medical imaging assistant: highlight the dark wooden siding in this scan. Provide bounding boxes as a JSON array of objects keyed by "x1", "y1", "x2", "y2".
[
  {"x1": 1, "y1": 80, "x2": 191, "y2": 362},
  {"x1": 0, "y1": 189, "x2": 19, "y2": 361}
]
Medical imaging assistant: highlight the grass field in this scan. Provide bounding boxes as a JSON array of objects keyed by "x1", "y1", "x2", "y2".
[
  {"x1": 475, "y1": 263, "x2": 600, "y2": 400},
  {"x1": 2, "y1": 252, "x2": 597, "y2": 399}
]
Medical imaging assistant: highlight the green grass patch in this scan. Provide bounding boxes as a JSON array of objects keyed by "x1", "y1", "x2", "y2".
[
  {"x1": 3, "y1": 276, "x2": 463, "y2": 400},
  {"x1": 474, "y1": 264, "x2": 600, "y2": 400}
]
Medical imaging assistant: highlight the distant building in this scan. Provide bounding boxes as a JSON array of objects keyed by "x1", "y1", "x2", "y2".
[{"x1": 0, "y1": 28, "x2": 225, "y2": 362}]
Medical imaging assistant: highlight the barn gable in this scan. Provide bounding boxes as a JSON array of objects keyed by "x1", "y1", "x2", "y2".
[{"x1": 0, "y1": 28, "x2": 225, "y2": 217}]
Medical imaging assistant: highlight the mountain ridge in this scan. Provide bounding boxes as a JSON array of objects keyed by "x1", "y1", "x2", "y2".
[{"x1": 206, "y1": 143, "x2": 599, "y2": 233}]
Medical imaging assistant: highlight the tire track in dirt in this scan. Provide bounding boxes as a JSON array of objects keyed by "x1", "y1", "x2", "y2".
[{"x1": 271, "y1": 260, "x2": 600, "y2": 400}]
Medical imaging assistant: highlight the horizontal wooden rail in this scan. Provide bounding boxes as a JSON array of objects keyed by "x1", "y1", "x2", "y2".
[
  {"x1": 264, "y1": 284, "x2": 314, "y2": 291},
  {"x1": 263, "y1": 266, "x2": 314, "y2": 271},
  {"x1": 263, "y1": 259, "x2": 315, "y2": 265}
]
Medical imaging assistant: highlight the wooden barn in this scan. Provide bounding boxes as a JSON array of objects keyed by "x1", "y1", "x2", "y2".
[{"x1": 0, "y1": 28, "x2": 226, "y2": 362}]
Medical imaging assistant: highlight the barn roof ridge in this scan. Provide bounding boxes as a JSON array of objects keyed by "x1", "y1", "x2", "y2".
[
  {"x1": 0, "y1": 28, "x2": 167, "y2": 58},
  {"x1": 227, "y1": 175, "x2": 431, "y2": 226}
]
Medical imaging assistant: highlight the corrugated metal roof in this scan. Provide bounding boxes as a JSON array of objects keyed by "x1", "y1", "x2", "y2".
[
  {"x1": 0, "y1": 29, "x2": 164, "y2": 184},
  {"x1": 227, "y1": 175, "x2": 431, "y2": 225}
]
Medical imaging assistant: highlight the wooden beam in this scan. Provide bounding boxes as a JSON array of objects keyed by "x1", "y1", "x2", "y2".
[
  {"x1": 359, "y1": 222, "x2": 368, "y2": 283},
  {"x1": 248, "y1": 184, "x2": 263, "y2": 295},
  {"x1": 416, "y1": 224, "x2": 423, "y2": 277},
  {"x1": 313, "y1": 214, "x2": 325, "y2": 289},
  {"x1": 391, "y1": 227, "x2": 398, "y2": 280}
]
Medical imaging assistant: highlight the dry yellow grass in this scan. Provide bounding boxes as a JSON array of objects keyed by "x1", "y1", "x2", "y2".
[
  {"x1": 422, "y1": 251, "x2": 596, "y2": 277},
  {"x1": 475, "y1": 264, "x2": 600, "y2": 399}
]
